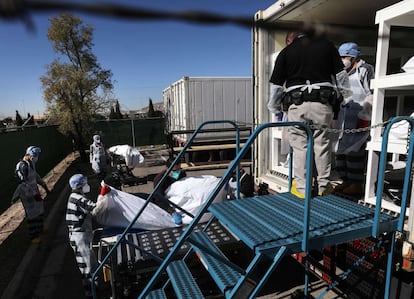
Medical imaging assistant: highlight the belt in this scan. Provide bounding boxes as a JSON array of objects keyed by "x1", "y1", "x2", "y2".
[{"x1": 288, "y1": 87, "x2": 334, "y2": 104}]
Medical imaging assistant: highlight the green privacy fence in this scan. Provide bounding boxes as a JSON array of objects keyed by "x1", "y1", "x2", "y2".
[
  {"x1": 0, "y1": 117, "x2": 166, "y2": 215},
  {"x1": 0, "y1": 125, "x2": 73, "y2": 215},
  {"x1": 94, "y1": 118, "x2": 166, "y2": 148}
]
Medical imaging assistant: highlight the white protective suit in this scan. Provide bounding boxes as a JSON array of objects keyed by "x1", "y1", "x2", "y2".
[
  {"x1": 90, "y1": 141, "x2": 108, "y2": 178},
  {"x1": 13, "y1": 159, "x2": 46, "y2": 219},
  {"x1": 334, "y1": 59, "x2": 374, "y2": 154}
]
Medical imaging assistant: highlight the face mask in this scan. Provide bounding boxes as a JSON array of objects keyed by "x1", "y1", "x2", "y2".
[
  {"x1": 82, "y1": 183, "x2": 91, "y2": 194},
  {"x1": 342, "y1": 58, "x2": 352, "y2": 69}
]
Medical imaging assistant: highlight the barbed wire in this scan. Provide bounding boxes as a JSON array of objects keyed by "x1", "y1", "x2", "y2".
[{"x1": 0, "y1": 0, "x2": 382, "y2": 38}]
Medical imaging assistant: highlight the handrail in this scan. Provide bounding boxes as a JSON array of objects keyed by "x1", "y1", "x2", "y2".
[
  {"x1": 138, "y1": 121, "x2": 314, "y2": 299},
  {"x1": 372, "y1": 116, "x2": 414, "y2": 237},
  {"x1": 91, "y1": 120, "x2": 242, "y2": 298},
  {"x1": 372, "y1": 116, "x2": 414, "y2": 299},
  {"x1": 131, "y1": 117, "x2": 414, "y2": 299}
]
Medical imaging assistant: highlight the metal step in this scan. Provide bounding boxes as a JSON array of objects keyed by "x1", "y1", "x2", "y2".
[
  {"x1": 166, "y1": 260, "x2": 205, "y2": 299},
  {"x1": 189, "y1": 231, "x2": 242, "y2": 293},
  {"x1": 146, "y1": 289, "x2": 167, "y2": 299},
  {"x1": 209, "y1": 193, "x2": 399, "y2": 255}
]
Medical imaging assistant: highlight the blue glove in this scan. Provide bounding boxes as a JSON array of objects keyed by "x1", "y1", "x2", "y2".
[
  {"x1": 172, "y1": 213, "x2": 183, "y2": 225},
  {"x1": 275, "y1": 111, "x2": 283, "y2": 122}
]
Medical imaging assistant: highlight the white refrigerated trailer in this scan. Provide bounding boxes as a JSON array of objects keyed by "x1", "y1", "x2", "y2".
[
  {"x1": 163, "y1": 76, "x2": 253, "y2": 164},
  {"x1": 163, "y1": 76, "x2": 253, "y2": 141}
]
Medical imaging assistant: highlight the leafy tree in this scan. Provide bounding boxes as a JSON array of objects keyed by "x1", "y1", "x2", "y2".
[
  {"x1": 15, "y1": 110, "x2": 23, "y2": 126},
  {"x1": 147, "y1": 98, "x2": 156, "y2": 117},
  {"x1": 1, "y1": 117, "x2": 12, "y2": 127},
  {"x1": 108, "y1": 100, "x2": 122, "y2": 119},
  {"x1": 40, "y1": 13, "x2": 113, "y2": 161},
  {"x1": 108, "y1": 106, "x2": 116, "y2": 119},
  {"x1": 26, "y1": 113, "x2": 35, "y2": 126},
  {"x1": 147, "y1": 98, "x2": 164, "y2": 118},
  {"x1": 114, "y1": 100, "x2": 123, "y2": 119}
]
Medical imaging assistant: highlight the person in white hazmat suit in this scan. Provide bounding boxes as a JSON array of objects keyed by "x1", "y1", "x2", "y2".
[
  {"x1": 66, "y1": 174, "x2": 109, "y2": 298},
  {"x1": 13, "y1": 146, "x2": 50, "y2": 244},
  {"x1": 90, "y1": 134, "x2": 108, "y2": 182},
  {"x1": 333, "y1": 42, "x2": 374, "y2": 196}
]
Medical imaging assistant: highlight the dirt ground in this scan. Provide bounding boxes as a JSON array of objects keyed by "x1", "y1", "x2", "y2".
[
  {"x1": 0, "y1": 152, "x2": 88, "y2": 297},
  {"x1": 0, "y1": 154, "x2": 77, "y2": 246},
  {"x1": 0, "y1": 146, "x2": 174, "y2": 298},
  {"x1": 0, "y1": 146, "x2": 347, "y2": 299}
]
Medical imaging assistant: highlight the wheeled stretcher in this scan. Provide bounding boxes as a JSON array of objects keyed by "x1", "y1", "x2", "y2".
[{"x1": 96, "y1": 221, "x2": 239, "y2": 298}]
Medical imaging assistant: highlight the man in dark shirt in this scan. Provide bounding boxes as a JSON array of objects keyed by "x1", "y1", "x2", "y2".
[{"x1": 268, "y1": 31, "x2": 351, "y2": 198}]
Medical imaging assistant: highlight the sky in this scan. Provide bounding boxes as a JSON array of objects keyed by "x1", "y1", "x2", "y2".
[{"x1": 0, "y1": 0, "x2": 276, "y2": 119}]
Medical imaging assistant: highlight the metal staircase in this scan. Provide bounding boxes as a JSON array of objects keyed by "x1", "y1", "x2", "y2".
[{"x1": 95, "y1": 117, "x2": 414, "y2": 299}]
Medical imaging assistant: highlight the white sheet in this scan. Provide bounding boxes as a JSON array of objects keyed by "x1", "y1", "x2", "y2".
[
  {"x1": 389, "y1": 112, "x2": 414, "y2": 140},
  {"x1": 108, "y1": 145, "x2": 144, "y2": 168},
  {"x1": 94, "y1": 187, "x2": 176, "y2": 230},
  {"x1": 165, "y1": 175, "x2": 228, "y2": 224}
]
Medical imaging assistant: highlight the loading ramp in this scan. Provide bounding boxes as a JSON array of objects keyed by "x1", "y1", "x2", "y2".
[{"x1": 94, "y1": 117, "x2": 413, "y2": 299}]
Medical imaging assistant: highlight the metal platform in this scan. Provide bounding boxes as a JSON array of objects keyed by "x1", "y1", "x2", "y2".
[
  {"x1": 209, "y1": 192, "x2": 399, "y2": 256},
  {"x1": 95, "y1": 118, "x2": 414, "y2": 299},
  {"x1": 98, "y1": 221, "x2": 239, "y2": 267},
  {"x1": 97, "y1": 221, "x2": 240, "y2": 298}
]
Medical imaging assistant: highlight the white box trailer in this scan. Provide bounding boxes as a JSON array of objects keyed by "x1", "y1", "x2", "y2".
[
  {"x1": 163, "y1": 76, "x2": 253, "y2": 146},
  {"x1": 252, "y1": 0, "x2": 406, "y2": 193}
]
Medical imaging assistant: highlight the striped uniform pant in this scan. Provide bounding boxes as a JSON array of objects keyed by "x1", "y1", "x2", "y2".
[
  {"x1": 335, "y1": 148, "x2": 367, "y2": 183},
  {"x1": 69, "y1": 231, "x2": 98, "y2": 298},
  {"x1": 26, "y1": 214, "x2": 44, "y2": 240}
]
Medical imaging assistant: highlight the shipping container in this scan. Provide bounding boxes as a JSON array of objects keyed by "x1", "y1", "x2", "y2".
[
  {"x1": 252, "y1": 0, "x2": 408, "y2": 194},
  {"x1": 253, "y1": 0, "x2": 414, "y2": 280}
]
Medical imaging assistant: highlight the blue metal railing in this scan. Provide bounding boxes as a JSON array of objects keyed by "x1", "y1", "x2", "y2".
[
  {"x1": 138, "y1": 121, "x2": 314, "y2": 298},
  {"x1": 92, "y1": 117, "x2": 414, "y2": 298},
  {"x1": 372, "y1": 116, "x2": 414, "y2": 299},
  {"x1": 91, "y1": 120, "x2": 243, "y2": 298},
  {"x1": 373, "y1": 116, "x2": 414, "y2": 236}
]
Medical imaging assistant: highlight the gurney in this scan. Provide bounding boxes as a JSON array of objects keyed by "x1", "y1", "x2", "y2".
[
  {"x1": 108, "y1": 145, "x2": 147, "y2": 187},
  {"x1": 93, "y1": 185, "x2": 238, "y2": 298}
]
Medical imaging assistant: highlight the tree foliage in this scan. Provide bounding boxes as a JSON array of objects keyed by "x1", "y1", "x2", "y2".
[
  {"x1": 15, "y1": 110, "x2": 23, "y2": 126},
  {"x1": 109, "y1": 100, "x2": 123, "y2": 119},
  {"x1": 147, "y1": 98, "x2": 163, "y2": 118},
  {"x1": 147, "y1": 98, "x2": 155, "y2": 117},
  {"x1": 40, "y1": 13, "x2": 113, "y2": 160},
  {"x1": 25, "y1": 113, "x2": 35, "y2": 126}
]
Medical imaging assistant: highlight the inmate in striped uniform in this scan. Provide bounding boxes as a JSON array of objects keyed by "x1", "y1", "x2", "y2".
[{"x1": 66, "y1": 192, "x2": 98, "y2": 298}]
